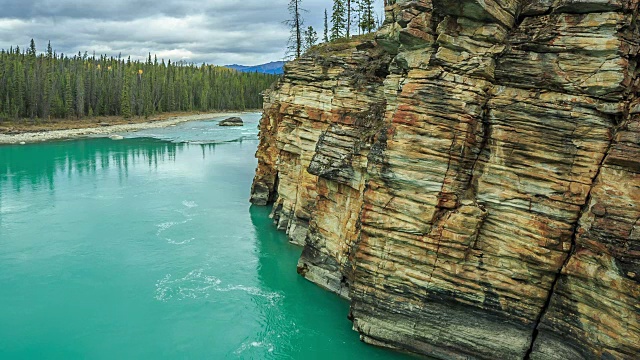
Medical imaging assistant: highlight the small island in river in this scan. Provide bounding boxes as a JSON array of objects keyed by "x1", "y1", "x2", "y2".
[{"x1": 218, "y1": 117, "x2": 244, "y2": 127}]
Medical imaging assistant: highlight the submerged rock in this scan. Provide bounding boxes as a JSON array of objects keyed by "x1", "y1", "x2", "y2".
[
  {"x1": 251, "y1": 1, "x2": 640, "y2": 359},
  {"x1": 218, "y1": 117, "x2": 244, "y2": 127}
]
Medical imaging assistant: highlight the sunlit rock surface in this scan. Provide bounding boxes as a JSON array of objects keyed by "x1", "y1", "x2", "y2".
[{"x1": 251, "y1": 0, "x2": 639, "y2": 358}]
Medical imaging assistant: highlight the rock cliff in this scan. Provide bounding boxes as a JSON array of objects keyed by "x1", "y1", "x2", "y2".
[{"x1": 251, "y1": 1, "x2": 640, "y2": 359}]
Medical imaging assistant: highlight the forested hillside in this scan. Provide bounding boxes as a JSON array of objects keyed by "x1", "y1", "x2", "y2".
[{"x1": 0, "y1": 41, "x2": 278, "y2": 122}]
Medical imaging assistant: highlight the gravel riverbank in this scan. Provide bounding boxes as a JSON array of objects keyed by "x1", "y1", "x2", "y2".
[{"x1": 0, "y1": 112, "x2": 245, "y2": 144}]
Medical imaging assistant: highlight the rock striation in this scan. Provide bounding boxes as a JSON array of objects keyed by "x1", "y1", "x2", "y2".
[{"x1": 251, "y1": 1, "x2": 640, "y2": 359}]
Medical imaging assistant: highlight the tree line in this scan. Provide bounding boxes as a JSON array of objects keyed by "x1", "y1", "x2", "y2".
[
  {"x1": 287, "y1": 0, "x2": 380, "y2": 58},
  {"x1": 0, "y1": 40, "x2": 279, "y2": 122}
]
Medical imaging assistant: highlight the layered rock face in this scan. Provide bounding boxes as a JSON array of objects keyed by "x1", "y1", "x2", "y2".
[{"x1": 251, "y1": 1, "x2": 640, "y2": 359}]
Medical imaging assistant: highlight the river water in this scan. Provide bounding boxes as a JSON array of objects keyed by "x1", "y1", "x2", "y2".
[{"x1": 0, "y1": 113, "x2": 411, "y2": 359}]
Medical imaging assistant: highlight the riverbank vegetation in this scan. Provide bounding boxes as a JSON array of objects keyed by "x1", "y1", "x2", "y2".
[{"x1": 0, "y1": 41, "x2": 278, "y2": 123}]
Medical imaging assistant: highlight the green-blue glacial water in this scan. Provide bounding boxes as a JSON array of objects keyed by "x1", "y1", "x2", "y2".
[{"x1": 0, "y1": 114, "x2": 412, "y2": 359}]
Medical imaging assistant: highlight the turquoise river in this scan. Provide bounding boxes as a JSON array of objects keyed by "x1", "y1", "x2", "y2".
[{"x1": 0, "y1": 113, "x2": 413, "y2": 359}]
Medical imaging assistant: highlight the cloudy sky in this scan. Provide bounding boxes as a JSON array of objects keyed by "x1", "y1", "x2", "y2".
[{"x1": 0, "y1": 0, "x2": 384, "y2": 66}]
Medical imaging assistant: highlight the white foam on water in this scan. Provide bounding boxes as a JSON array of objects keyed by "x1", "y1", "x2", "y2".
[
  {"x1": 216, "y1": 284, "x2": 283, "y2": 305},
  {"x1": 234, "y1": 340, "x2": 275, "y2": 355},
  {"x1": 182, "y1": 200, "x2": 198, "y2": 208},
  {"x1": 154, "y1": 269, "x2": 283, "y2": 304},
  {"x1": 156, "y1": 202, "x2": 202, "y2": 244},
  {"x1": 156, "y1": 218, "x2": 195, "y2": 245},
  {"x1": 155, "y1": 219, "x2": 192, "y2": 236},
  {"x1": 165, "y1": 237, "x2": 194, "y2": 245},
  {"x1": 155, "y1": 269, "x2": 222, "y2": 301}
]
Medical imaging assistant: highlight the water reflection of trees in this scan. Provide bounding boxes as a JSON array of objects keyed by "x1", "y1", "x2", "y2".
[
  {"x1": 0, "y1": 138, "x2": 186, "y2": 192},
  {"x1": 200, "y1": 143, "x2": 217, "y2": 160}
]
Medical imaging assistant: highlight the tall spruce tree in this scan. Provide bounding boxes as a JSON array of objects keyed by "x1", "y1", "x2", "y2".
[
  {"x1": 323, "y1": 9, "x2": 329, "y2": 43},
  {"x1": 64, "y1": 73, "x2": 73, "y2": 118},
  {"x1": 346, "y1": 0, "x2": 352, "y2": 38},
  {"x1": 75, "y1": 71, "x2": 85, "y2": 118},
  {"x1": 120, "y1": 75, "x2": 131, "y2": 118},
  {"x1": 28, "y1": 39, "x2": 36, "y2": 57},
  {"x1": 354, "y1": 0, "x2": 362, "y2": 35},
  {"x1": 331, "y1": 0, "x2": 346, "y2": 40},
  {"x1": 286, "y1": 0, "x2": 305, "y2": 58},
  {"x1": 46, "y1": 41, "x2": 53, "y2": 60},
  {"x1": 359, "y1": 0, "x2": 376, "y2": 33}
]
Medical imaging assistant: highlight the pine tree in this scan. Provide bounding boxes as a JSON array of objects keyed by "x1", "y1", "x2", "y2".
[
  {"x1": 346, "y1": 0, "x2": 352, "y2": 38},
  {"x1": 304, "y1": 26, "x2": 318, "y2": 52},
  {"x1": 13, "y1": 60, "x2": 25, "y2": 118},
  {"x1": 120, "y1": 75, "x2": 131, "y2": 118},
  {"x1": 64, "y1": 73, "x2": 73, "y2": 118},
  {"x1": 166, "y1": 60, "x2": 175, "y2": 111},
  {"x1": 331, "y1": 0, "x2": 346, "y2": 40},
  {"x1": 27, "y1": 64, "x2": 37, "y2": 119},
  {"x1": 76, "y1": 71, "x2": 85, "y2": 118},
  {"x1": 43, "y1": 61, "x2": 53, "y2": 119},
  {"x1": 323, "y1": 9, "x2": 329, "y2": 42},
  {"x1": 28, "y1": 39, "x2": 36, "y2": 58},
  {"x1": 359, "y1": 0, "x2": 376, "y2": 34},
  {"x1": 286, "y1": 0, "x2": 305, "y2": 59}
]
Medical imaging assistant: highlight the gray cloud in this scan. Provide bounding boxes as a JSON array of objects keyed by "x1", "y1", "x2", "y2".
[{"x1": 0, "y1": 0, "x2": 384, "y2": 66}]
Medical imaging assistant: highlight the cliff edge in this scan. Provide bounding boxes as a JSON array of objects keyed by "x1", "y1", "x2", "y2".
[{"x1": 251, "y1": 1, "x2": 640, "y2": 359}]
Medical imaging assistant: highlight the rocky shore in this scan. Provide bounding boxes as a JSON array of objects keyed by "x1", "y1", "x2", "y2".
[
  {"x1": 251, "y1": 1, "x2": 639, "y2": 359},
  {"x1": 0, "y1": 112, "x2": 245, "y2": 144}
]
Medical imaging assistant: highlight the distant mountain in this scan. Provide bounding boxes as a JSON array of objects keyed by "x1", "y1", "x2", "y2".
[{"x1": 225, "y1": 61, "x2": 285, "y2": 75}]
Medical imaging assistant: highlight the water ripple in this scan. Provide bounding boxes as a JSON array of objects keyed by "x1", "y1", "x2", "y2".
[
  {"x1": 234, "y1": 340, "x2": 275, "y2": 355},
  {"x1": 156, "y1": 218, "x2": 194, "y2": 245},
  {"x1": 154, "y1": 269, "x2": 283, "y2": 304},
  {"x1": 182, "y1": 200, "x2": 198, "y2": 208}
]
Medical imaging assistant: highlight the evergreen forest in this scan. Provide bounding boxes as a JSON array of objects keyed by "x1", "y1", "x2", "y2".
[{"x1": 0, "y1": 41, "x2": 279, "y2": 122}]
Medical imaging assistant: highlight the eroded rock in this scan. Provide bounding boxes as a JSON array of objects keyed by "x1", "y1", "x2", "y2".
[{"x1": 251, "y1": 0, "x2": 640, "y2": 358}]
